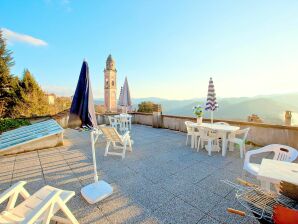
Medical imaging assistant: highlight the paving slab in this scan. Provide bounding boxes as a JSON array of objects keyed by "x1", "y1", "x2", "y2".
[{"x1": 0, "y1": 124, "x2": 259, "y2": 224}]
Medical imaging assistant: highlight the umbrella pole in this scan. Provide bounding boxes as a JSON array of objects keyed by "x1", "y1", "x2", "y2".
[
  {"x1": 90, "y1": 131, "x2": 99, "y2": 182},
  {"x1": 211, "y1": 111, "x2": 213, "y2": 124},
  {"x1": 81, "y1": 130, "x2": 113, "y2": 204}
]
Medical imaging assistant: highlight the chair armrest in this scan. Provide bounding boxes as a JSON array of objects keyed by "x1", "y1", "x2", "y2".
[
  {"x1": 0, "y1": 181, "x2": 28, "y2": 205},
  {"x1": 244, "y1": 149, "x2": 254, "y2": 166},
  {"x1": 21, "y1": 190, "x2": 62, "y2": 224},
  {"x1": 244, "y1": 145, "x2": 276, "y2": 166}
]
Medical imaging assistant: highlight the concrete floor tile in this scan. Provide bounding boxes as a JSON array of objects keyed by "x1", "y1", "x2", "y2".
[{"x1": 152, "y1": 197, "x2": 205, "y2": 224}]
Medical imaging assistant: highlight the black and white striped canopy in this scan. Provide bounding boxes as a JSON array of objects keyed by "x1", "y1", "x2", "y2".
[{"x1": 205, "y1": 77, "x2": 218, "y2": 111}]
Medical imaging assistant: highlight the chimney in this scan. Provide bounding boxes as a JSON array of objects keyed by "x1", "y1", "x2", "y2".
[{"x1": 285, "y1": 111, "x2": 292, "y2": 126}]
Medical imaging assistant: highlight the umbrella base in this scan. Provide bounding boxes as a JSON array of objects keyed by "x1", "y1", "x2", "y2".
[{"x1": 81, "y1": 180, "x2": 113, "y2": 204}]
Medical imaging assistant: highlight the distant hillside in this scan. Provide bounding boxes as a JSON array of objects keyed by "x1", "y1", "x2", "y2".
[
  {"x1": 94, "y1": 92, "x2": 298, "y2": 124},
  {"x1": 165, "y1": 97, "x2": 298, "y2": 124}
]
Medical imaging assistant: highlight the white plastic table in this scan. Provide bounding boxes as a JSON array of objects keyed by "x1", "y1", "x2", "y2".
[
  {"x1": 190, "y1": 122, "x2": 240, "y2": 156},
  {"x1": 257, "y1": 159, "x2": 298, "y2": 191}
]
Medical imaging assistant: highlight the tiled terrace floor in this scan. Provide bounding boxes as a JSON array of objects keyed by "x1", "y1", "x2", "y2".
[{"x1": 0, "y1": 125, "x2": 261, "y2": 224}]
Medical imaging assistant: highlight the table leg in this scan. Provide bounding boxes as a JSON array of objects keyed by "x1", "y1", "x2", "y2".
[
  {"x1": 222, "y1": 133, "x2": 227, "y2": 157},
  {"x1": 191, "y1": 135, "x2": 194, "y2": 148},
  {"x1": 260, "y1": 180, "x2": 271, "y2": 191}
]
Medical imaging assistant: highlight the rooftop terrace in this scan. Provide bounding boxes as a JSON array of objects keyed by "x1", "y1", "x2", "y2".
[{"x1": 0, "y1": 124, "x2": 263, "y2": 224}]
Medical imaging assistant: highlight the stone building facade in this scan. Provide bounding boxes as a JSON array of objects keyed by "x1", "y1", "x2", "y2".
[{"x1": 104, "y1": 55, "x2": 117, "y2": 112}]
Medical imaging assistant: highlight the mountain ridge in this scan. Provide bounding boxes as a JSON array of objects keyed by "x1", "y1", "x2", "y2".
[{"x1": 94, "y1": 92, "x2": 298, "y2": 124}]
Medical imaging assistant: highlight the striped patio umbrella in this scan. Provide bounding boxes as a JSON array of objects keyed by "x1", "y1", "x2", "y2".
[
  {"x1": 119, "y1": 77, "x2": 132, "y2": 113},
  {"x1": 205, "y1": 77, "x2": 218, "y2": 123}
]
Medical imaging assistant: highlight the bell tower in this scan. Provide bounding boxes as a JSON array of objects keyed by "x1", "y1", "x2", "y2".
[{"x1": 104, "y1": 54, "x2": 117, "y2": 112}]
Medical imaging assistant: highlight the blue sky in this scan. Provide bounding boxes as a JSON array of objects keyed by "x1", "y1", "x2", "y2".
[{"x1": 1, "y1": 0, "x2": 298, "y2": 99}]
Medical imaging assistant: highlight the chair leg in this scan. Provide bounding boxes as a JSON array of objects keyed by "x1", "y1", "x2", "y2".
[
  {"x1": 128, "y1": 138, "x2": 132, "y2": 152},
  {"x1": 240, "y1": 144, "x2": 244, "y2": 159},
  {"x1": 186, "y1": 135, "x2": 189, "y2": 146},
  {"x1": 229, "y1": 142, "x2": 234, "y2": 151},
  {"x1": 207, "y1": 140, "x2": 212, "y2": 156},
  {"x1": 104, "y1": 142, "x2": 111, "y2": 156},
  {"x1": 197, "y1": 138, "x2": 201, "y2": 152},
  {"x1": 243, "y1": 144, "x2": 246, "y2": 155},
  {"x1": 122, "y1": 144, "x2": 126, "y2": 159},
  {"x1": 194, "y1": 136, "x2": 197, "y2": 149},
  {"x1": 56, "y1": 198, "x2": 79, "y2": 224}
]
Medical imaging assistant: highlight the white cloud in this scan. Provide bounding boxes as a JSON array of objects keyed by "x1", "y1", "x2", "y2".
[{"x1": 1, "y1": 28, "x2": 48, "y2": 46}]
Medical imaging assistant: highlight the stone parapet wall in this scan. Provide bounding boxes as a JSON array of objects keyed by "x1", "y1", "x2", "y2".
[
  {"x1": 23, "y1": 111, "x2": 298, "y2": 149},
  {"x1": 133, "y1": 113, "x2": 298, "y2": 149}
]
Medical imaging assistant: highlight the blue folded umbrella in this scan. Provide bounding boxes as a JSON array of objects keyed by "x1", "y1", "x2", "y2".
[{"x1": 68, "y1": 60, "x2": 97, "y2": 129}]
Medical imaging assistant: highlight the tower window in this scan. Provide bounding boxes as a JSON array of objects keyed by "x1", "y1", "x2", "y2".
[{"x1": 112, "y1": 81, "x2": 114, "y2": 86}]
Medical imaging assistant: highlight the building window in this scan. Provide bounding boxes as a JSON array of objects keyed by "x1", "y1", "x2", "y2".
[{"x1": 112, "y1": 80, "x2": 114, "y2": 86}]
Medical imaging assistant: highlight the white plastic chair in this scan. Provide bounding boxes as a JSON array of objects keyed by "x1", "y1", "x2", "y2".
[
  {"x1": 243, "y1": 144, "x2": 298, "y2": 176},
  {"x1": 185, "y1": 121, "x2": 200, "y2": 148},
  {"x1": 100, "y1": 126, "x2": 132, "y2": 159},
  {"x1": 119, "y1": 115, "x2": 131, "y2": 132},
  {"x1": 108, "y1": 116, "x2": 119, "y2": 129},
  {"x1": 214, "y1": 122, "x2": 230, "y2": 145},
  {"x1": 0, "y1": 181, "x2": 79, "y2": 224},
  {"x1": 227, "y1": 128, "x2": 250, "y2": 158},
  {"x1": 197, "y1": 127, "x2": 219, "y2": 156}
]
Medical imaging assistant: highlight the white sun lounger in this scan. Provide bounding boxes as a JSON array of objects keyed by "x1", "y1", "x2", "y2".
[{"x1": 0, "y1": 181, "x2": 79, "y2": 224}]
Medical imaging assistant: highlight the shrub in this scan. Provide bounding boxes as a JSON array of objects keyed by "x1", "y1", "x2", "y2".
[
  {"x1": 0, "y1": 118, "x2": 30, "y2": 133},
  {"x1": 137, "y1": 101, "x2": 154, "y2": 113}
]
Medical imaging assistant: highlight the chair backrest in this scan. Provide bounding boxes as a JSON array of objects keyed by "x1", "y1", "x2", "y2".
[
  {"x1": 108, "y1": 116, "x2": 118, "y2": 128},
  {"x1": 214, "y1": 122, "x2": 230, "y2": 126},
  {"x1": 252, "y1": 144, "x2": 298, "y2": 162},
  {"x1": 119, "y1": 116, "x2": 129, "y2": 122},
  {"x1": 100, "y1": 126, "x2": 122, "y2": 143},
  {"x1": 198, "y1": 126, "x2": 212, "y2": 137},
  {"x1": 236, "y1": 128, "x2": 250, "y2": 141},
  {"x1": 270, "y1": 144, "x2": 298, "y2": 162},
  {"x1": 185, "y1": 121, "x2": 195, "y2": 133}
]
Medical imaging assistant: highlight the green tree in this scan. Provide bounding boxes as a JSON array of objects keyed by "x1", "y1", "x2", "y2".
[
  {"x1": 15, "y1": 69, "x2": 51, "y2": 116},
  {"x1": 0, "y1": 29, "x2": 17, "y2": 117},
  {"x1": 137, "y1": 101, "x2": 154, "y2": 113}
]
